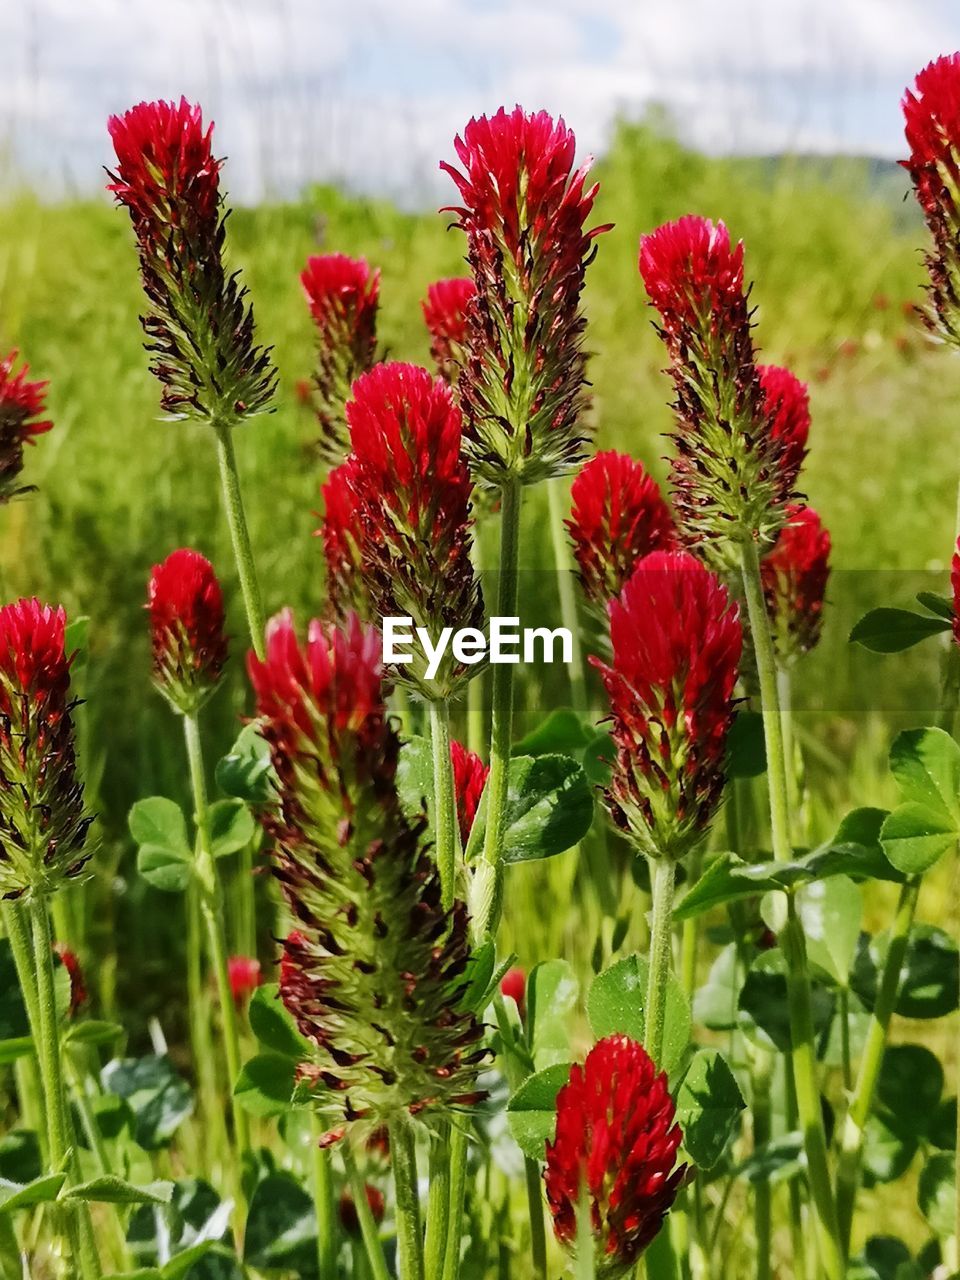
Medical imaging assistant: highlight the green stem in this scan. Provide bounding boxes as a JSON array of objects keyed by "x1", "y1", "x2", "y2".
[
  {"x1": 183, "y1": 714, "x2": 251, "y2": 1171},
  {"x1": 546, "y1": 478, "x2": 587, "y2": 713},
  {"x1": 389, "y1": 1116, "x2": 425, "y2": 1280},
  {"x1": 751, "y1": 1054, "x2": 773, "y2": 1280},
  {"x1": 186, "y1": 877, "x2": 227, "y2": 1173},
  {"x1": 740, "y1": 538, "x2": 843, "y2": 1280},
  {"x1": 2, "y1": 901, "x2": 48, "y2": 1161},
  {"x1": 835, "y1": 879, "x2": 919, "y2": 1253},
  {"x1": 214, "y1": 422, "x2": 266, "y2": 660},
  {"x1": 0, "y1": 1213, "x2": 19, "y2": 1280},
  {"x1": 475, "y1": 478, "x2": 523, "y2": 940},
  {"x1": 644, "y1": 858, "x2": 676, "y2": 1068},
  {"x1": 441, "y1": 1125, "x2": 470, "y2": 1280},
  {"x1": 524, "y1": 1156, "x2": 548, "y2": 1280},
  {"x1": 429, "y1": 699, "x2": 457, "y2": 910},
  {"x1": 424, "y1": 1120, "x2": 452, "y2": 1280},
  {"x1": 342, "y1": 1143, "x2": 391, "y2": 1280},
  {"x1": 310, "y1": 1115, "x2": 337, "y2": 1279}
]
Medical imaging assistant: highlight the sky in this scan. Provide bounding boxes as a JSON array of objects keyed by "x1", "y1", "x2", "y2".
[{"x1": 1, "y1": 0, "x2": 959, "y2": 204}]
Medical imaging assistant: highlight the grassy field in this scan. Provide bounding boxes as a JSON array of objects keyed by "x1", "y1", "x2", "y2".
[{"x1": 1, "y1": 119, "x2": 959, "y2": 1231}]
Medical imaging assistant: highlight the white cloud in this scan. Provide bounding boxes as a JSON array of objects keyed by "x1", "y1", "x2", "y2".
[{"x1": 1, "y1": 0, "x2": 958, "y2": 201}]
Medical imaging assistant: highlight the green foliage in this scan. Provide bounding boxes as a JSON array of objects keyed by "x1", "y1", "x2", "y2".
[
  {"x1": 587, "y1": 954, "x2": 691, "y2": 1075},
  {"x1": 881, "y1": 728, "x2": 960, "y2": 874}
]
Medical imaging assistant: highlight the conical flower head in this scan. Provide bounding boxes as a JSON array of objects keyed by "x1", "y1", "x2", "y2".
[
  {"x1": 147, "y1": 548, "x2": 228, "y2": 715},
  {"x1": 339, "y1": 362, "x2": 484, "y2": 698},
  {"x1": 639, "y1": 216, "x2": 793, "y2": 563},
  {"x1": 302, "y1": 254, "x2": 380, "y2": 463},
  {"x1": 0, "y1": 351, "x2": 53, "y2": 504},
  {"x1": 107, "y1": 98, "x2": 276, "y2": 422},
  {"x1": 545, "y1": 1035, "x2": 686, "y2": 1277},
  {"x1": 451, "y1": 739, "x2": 489, "y2": 846},
  {"x1": 442, "y1": 106, "x2": 610, "y2": 486},
  {"x1": 249, "y1": 611, "x2": 486, "y2": 1140},
  {"x1": 567, "y1": 451, "x2": 676, "y2": 611},
  {"x1": 0, "y1": 600, "x2": 94, "y2": 900},
  {"x1": 761, "y1": 504, "x2": 831, "y2": 664},
  {"x1": 903, "y1": 55, "x2": 960, "y2": 343},
  {"x1": 758, "y1": 365, "x2": 810, "y2": 495},
  {"x1": 319, "y1": 459, "x2": 374, "y2": 624},
  {"x1": 591, "y1": 550, "x2": 742, "y2": 861},
  {"x1": 422, "y1": 278, "x2": 477, "y2": 385}
]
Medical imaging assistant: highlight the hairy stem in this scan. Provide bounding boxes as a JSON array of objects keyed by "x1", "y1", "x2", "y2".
[
  {"x1": 343, "y1": 1143, "x2": 391, "y2": 1280},
  {"x1": 644, "y1": 858, "x2": 677, "y2": 1069},
  {"x1": 429, "y1": 699, "x2": 457, "y2": 910},
  {"x1": 441, "y1": 1126, "x2": 470, "y2": 1280},
  {"x1": 389, "y1": 1115, "x2": 425, "y2": 1280},
  {"x1": 214, "y1": 421, "x2": 266, "y2": 660},
  {"x1": 546, "y1": 478, "x2": 587, "y2": 712},
  {"x1": 310, "y1": 1114, "x2": 337, "y2": 1278},
  {"x1": 740, "y1": 537, "x2": 843, "y2": 1280}
]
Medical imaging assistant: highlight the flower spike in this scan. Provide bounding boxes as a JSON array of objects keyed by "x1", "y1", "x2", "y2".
[
  {"x1": 567, "y1": 451, "x2": 676, "y2": 611},
  {"x1": 422, "y1": 278, "x2": 477, "y2": 385},
  {"x1": 147, "y1": 549, "x2": 228, "y2": 715},
  {"x1": 545, "y1": 1035, "x2": 686, "y2": 1276},
  {"x1": 761, "y1": 504, "x2": 831, "y2": 664},
  {"x1": 301, "y1": 254, "x2": 381, "y2": 463},
  {"x1": 591, "y1": 550, "x2": 742, "y2": 861},
  {"x1": 0, "y1": 351, "x2": 53, "y2": 504},
  {"x1": 249, "y1": 611, "x2": 486, "y2": 1138},
  {"x1": 903, "y1": 55, "x2": 960, "y2": 343},
  {"x1": 442, "y1": 106, "x2": 610, "y2": 486},
  {"x1": 0, "y1": 600, "x2": 95, "y2": 901},
  {"x1": 639, "y1": 216, "x2": 793, "y2": 561},
  {"x1": 107, "y1": 98, "x2": 276, "y2": 423},
  {"x1": 758, "y1": 365, "x2": 810, "y2": 495}
]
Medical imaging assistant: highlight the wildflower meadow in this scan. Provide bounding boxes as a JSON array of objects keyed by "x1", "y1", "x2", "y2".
[{"x1": 5, "y1": 48, "x2": 960, "y2": 1280}]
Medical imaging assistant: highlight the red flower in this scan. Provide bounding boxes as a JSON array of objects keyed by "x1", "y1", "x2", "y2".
[
  {"x1": 902, "y1": 56, "x2": 960, "y2": 342},
  {"x1": 639, "y1": 217, "x2": 792, "y2": 560},
  {"x1": 0, "y1": 350, "x2": 53, "y2": 504},
  {"x1": 228, "y1": 955, "x2": 262, "y2": 1006},
  {"x1": 147, "y1": 549, "x2": 228, "y2": 714},
  {"x1": 567, "y1": 452, "x2": 676, "y2": 610},
  {"x1": 591, "y1": 551, "x2": 742, "y2": 860},
  {"x1": 107, "y1": 98, "x2": 275, "y2": 422},
  {"x1": 758, "y1": 365, "x2": 810, "y2": 493},
  {"x1": 319, "y1": 458, "x2": 372, "y2": 623},
  {"x1": 761, "y1": 504, "x2": 831, "y2": 663},
  {"x1": 338, "y1": 363, "x2": 484, "y2": 697},
  {"x1": 499, "y1": 965, "x2": 526, "y2": 1014},
  {"x1": 442, "y1": 107, "x2": 610, "y2": 485},
  {"x1": 545, "y1": 1036, "x2": 686, "y2": 1275},
  {"x1": 451, "y1": 739, "x2": 489, "y2": 846},
  {"x1": 0, "y1": 599, "x2": 94, "y2": 900},
  {"x1": 422, "y1": 278, "x2": 477, "y2": 384},
  {"x1": 54, "y1": 944, "x2": 88, "y2": 1017},
  {"x1": 338, "y1": 1183, "x2": 386, "y2": 1234},
  {"x1": 249, "y1": 613, "x2": 486, "y2": 1137},
  {"x1": 301, "y1": 254, "x2": 380, "y2": 463}
]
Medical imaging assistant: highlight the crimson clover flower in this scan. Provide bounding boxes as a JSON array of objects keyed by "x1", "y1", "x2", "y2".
[
  {"x1": 0, "y1": 350, "x2": 53, "y2": 504},
  {"x1": 758, "y1": 364, "x2": 810, "y2": 495},
  {"x1": 499, "y1": 965, "x2": 525, "y2": 1014},
  {"x1": 147, "y1": 548, "x2": 228, "y2": 715},
  {"x1": 761, "y1": 504, "x2": 831, "y2": 664},
  {"x1": 54, "y1": 943, "x2": 88, "y2": 1016},
  {"x1": 227, "y1": 955, "x2": 262, "y2": 1006},
  {"x1": 0, "y1": 599, "x2": 94, "y2": 901},
  {"x1": 319, "y1": 458, "x2": 373, "y2": 623},
  {"x1": 302, "y1": 254, "x2": 380, "y2": 463},
  {"x1": 422, "y1": 278, "x2": 477, "y2": 385},
  {"x1": 249, "y1": 611, "x2": 486, "y2": 1141},
  {"x1": 545, "y1": 1035, "x2": 686, "y2": 1277},
  {"x1": 639, "y1": 216, "x2": 793, "y2": 562},
  {"x1": 903, "y1": 55, "x2": 960, "y2": 343},
  {"x1": 567, "y1": 451, "x2": 676, "y2": 611},
  {"x1": 591, "y1": 550, "x2": 742, "y2": 861},
  {"x1": 442, "y1": 106, "x2": 610, "y2": 487},
  {"x1": 107, "y1": 98, "x2": 276, "y2": 423},
  {"x1": 332, "y1": 362, "x2": 484, "y2": 698},
  {"x1": 451, "y1": 739, "x2": 488, "y2": 846}
]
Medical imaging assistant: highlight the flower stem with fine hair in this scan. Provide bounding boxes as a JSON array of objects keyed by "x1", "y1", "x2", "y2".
[
  {"x1": 214, "y1": 421, "x2": 266, "y2": 660},
  {"x1": 343, "y1": 1144, "x2": 390, "y2": 1280},
  {"x1": 740, "y1": 537, "x2": 843, "y2": 1280},
  {"x1": 644, "y1": 858, "x2": 677, "y2": 1068},
  {"x1": 389, "y1": 1115, "x2": 425, "y2": 1280}
]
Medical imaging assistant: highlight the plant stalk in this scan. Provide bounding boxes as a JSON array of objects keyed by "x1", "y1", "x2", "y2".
[
  {"x1": 546, "y1": 477, "x2": 587, "y2": 712},
  {"x1": 740, "y1": 537, "x2": 843, "y2": 1280},
  {"x1": 389, "y1": 1115, "x2": 425, "y2": 1280},
  {"x1": 343, "y1": 1143, "x2": 391, "y2": 1280},
  {"x1": 214, "y1": 421, "x2": 266, "y2": 660},
  {"x1": 644, "y1": 858, "x2": 677, "y2": 1069},
  {"x1": 429, "y1": 699, "x2": 457, "y2": 910},
  {"x1": 441, "y1": 1125, "x2": 470, "y2": 1280},
  {"x1": 310, "y1": 1114, "x2": 337, "y2": 1278}
]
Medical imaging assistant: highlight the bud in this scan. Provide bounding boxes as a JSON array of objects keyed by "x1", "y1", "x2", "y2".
[
  {"x1": 107, "y1": 98, "x2": 276, "y2": 423},
  {"x1": 567, "y1": 451, "x2": 676, "y2": 611},
  {"x1": 442, "y1": 107, "x2": 610, "y2": 486},
  {"x1": 301, "y1": 254, "x2": 380, "y2": 463},
  {"x1": 147, "y1": 549, "x2": 228, "y2": 715},
  {"x1": 318, "y1": 459, "x2": 373, "y2": 623},
  {"x1": 249, "y1": 611, "x2": 486, "y2": 1138},
  {"x1": 228, "y1": 955, "x2": 262, "y2": 1006},
  {"x1": 499, "y1": 965, "x2": 526, "y2": 1015},
  {"x1": 761, "y1": 504, "x2": 831, "y2": 664},
  {"x1": 545, "y1": 1035, "x2": 686, "y2": 1277},
  {"x1": 758, "y1": 364, "x2": 810, "y2": 495},
  {"x1": 902, "y1": 55, "x2": 960, "y2": 343},
  {"x1": 339, "y1": 1183, "x2": 386, "y2": 1234},
  {"x1": 422, "y1": 278, "x2": 477, "y2": 385},
  {"x1": 54, "y1": 944, "x2": 88, "y2": 1016},
  {"x1": 451, "y1": 739, "x2": 488, "y2": 847},
  {"x1": 591, "y1": 551, "x2": 742, "y2": 861},
  {"x1": 639, "y1": 216, "x2": 793, "y2": 562},
  {"x1": 337, "y1": 363, "x2": 484, "y2": 698},
  {"x1": 0, "y1": 600, "x2": 95, "y2": 901},
  {"x1": 0, "y1": 350, "x2": 53, "y2": 504}
]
